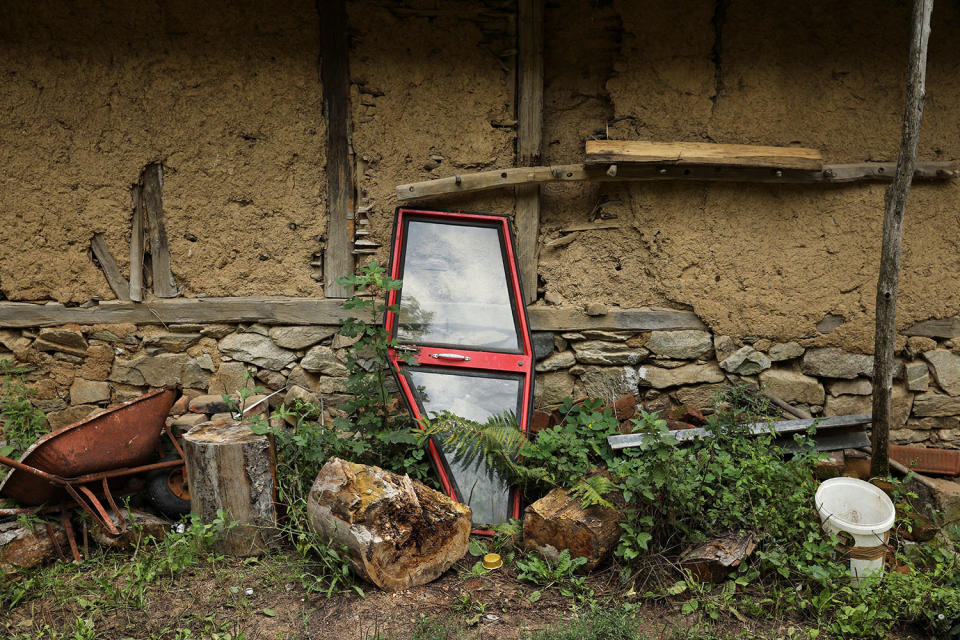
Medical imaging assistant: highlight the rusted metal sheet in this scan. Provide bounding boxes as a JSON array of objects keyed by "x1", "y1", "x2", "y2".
[{"x1": 0, "y1": 388, "x2": 176, "y2": 505}]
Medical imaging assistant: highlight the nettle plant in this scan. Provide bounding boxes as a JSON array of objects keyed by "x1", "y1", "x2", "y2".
[{"x1": 0, "y1": 359, "x2": 48, "y2": 469}]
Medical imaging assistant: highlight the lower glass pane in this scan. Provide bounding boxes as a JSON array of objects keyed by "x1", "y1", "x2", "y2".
[{"x1": 404, "y1": 368, "x2": 520, "y2": 526}]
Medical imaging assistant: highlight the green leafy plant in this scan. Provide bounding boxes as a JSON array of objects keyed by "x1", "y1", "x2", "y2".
[
  {"x1": 516, "y1": 549, "x2": 589, "y2": 598},
  {"x1": 0, "y1": 359, "x2": 48, "y2": 470}
]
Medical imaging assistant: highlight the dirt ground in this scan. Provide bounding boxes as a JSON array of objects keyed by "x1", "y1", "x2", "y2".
[{"x1": 2, "y1": 551, "x2": 861, "y2": 640}]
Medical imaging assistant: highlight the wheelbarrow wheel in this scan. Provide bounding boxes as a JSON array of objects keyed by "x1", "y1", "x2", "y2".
[{"x1": 146, "y1": 458, "x2": 191, "y2": 518}]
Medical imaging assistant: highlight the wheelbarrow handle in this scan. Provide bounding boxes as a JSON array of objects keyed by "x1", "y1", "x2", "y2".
[{"x1": 0, "y1": 454, "x2": 67, "y2": 485}]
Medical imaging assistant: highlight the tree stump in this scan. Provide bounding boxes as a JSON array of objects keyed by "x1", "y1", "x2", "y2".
[
  {"x1": 307, "y1": 457, "x2": 471, "y2": 591},
  {"x1": 183, "y1": 419, "x2": 277, "y2": 556},
  {"x1": 522, "y1": 487, "x2": 623, "y2": 571}
]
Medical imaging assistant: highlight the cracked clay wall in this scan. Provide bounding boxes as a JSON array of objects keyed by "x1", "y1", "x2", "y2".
[
  {"x1": 538, "y1": 0, "x2": 960, "y2": 353},
  {"x1": 0, "y1": 0, "x2": 327, "y2": 302}
]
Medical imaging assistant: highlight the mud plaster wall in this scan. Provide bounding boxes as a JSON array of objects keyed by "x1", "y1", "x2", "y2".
[
  {"x1": 538, "y1": 0, "x2": 960, "y2": 353},
  {"x1": 0, "y1": 0, "x2": 326, "y2": 302},
  {"x1": 3, "y1": 0, "x2": 960, "y2": 357}
]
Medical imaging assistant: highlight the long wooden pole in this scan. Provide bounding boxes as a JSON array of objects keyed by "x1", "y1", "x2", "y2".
[{"x1": 871, "y1": 0, "x2": 934, "y2": 478}]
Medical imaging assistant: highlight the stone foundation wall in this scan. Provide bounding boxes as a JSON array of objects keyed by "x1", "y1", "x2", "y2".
[{"x1": 2, "y1": 322, "x2": 958, "y2": 449}]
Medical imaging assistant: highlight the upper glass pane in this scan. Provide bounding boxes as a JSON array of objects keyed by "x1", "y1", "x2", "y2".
[
  {"x1": 406, "y1": 368, "x2": 520, "y2": 526},
  {"x1": 396, "y1": 220, "x2": 519, "y2": 352}
]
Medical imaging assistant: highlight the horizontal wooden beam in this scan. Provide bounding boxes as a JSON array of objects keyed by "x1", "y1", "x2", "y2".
[
  {"x1": 396, "y1": 161, "x2": 956, "y2": 201},
  {"x1": 585, "y1": 140, "x2": 824, "y2": 170},
  {"x1": 905, "y1": 316, "x2": 960, "y2": 339},
  {"x1": 0, "y1": 299, "x2": 705, "y2": 333}
]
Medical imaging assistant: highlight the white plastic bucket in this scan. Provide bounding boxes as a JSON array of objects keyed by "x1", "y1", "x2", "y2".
[{"x1": 814, "y1": 477, "x2": 896, "y2": 583}]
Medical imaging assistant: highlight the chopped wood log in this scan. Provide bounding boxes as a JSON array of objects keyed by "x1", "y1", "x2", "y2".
[
  {"x1": 89, "y1": 509, "x2": 170, "y2": 550},
  {"x1": 1, "y1": 520, "x2": 66, "y2": 576},
  {"x1": 90, "y1": 233, "x2": 130, "y2": 301},
  {"x1": 307, "y1": 457, "x2": 471, "y2": 591},
  {"x1": 679, "y1": 532, "x2": 756, "y2": 583},
  {"x1": 522, "y1": 487, "x2": 623, "y2": 572},
  {"x1": 585, "y1": 140, "x2": 824, "y2": 170},
  {"x1": 183, "y1": 419, "x2": 277, "y2": 556}
]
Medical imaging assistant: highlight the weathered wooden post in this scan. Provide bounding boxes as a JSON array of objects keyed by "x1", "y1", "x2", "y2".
[{"x1": 871, "y1": 0, "x2": 934, "y2": 479}]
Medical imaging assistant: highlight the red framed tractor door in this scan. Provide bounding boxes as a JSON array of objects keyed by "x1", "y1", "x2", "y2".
[{"x1": 385, "y1": 208, "x2": 534, "y2": 527}]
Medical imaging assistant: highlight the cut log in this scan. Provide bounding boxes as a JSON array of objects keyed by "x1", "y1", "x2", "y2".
[
  {"x1": 1, "y1": 520, "x2": 66, "y2": 576},
  {"x1": 89, "y1": 509, "x2": 170, "y2": 550},
  {"x1": 522, "y1": 487, "x2": 623, "y2": 572},
  {"x1": 679, "y1": 532, "x2": 757, "y2": 583},
  {"x1": 307, "y1": 457, "x2": 471, "y2": 591},
  {"x1": 183, "y1": 419, "x2": 277, "y2": 556}
]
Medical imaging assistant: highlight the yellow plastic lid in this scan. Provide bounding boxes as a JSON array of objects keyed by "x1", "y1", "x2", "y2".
[{"x1": 482, "y1": 553, "x2": 503, "y2": 570}]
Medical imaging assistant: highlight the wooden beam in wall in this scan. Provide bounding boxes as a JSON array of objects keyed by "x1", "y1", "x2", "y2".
[
  {"x1": 320, "y1": 0, "x2": 355, "y2": 298},
  {"x1": 396, "y1": 160, "x2": 957, "y2": 201},
  {"x1": 141, "y1": 163, "x2": 177, "y2": 298},
  {"x1": 129, "y1": 184, "x2": 145, "y2": 302},
  {"x1": 516, "y1": 0, "x2": 544, "y2": 304},
  {"x1": 89, "y1": 233, "x2": 130, "y2": 301},
  {"x1": 0, "y1": 298, "x2": 704, "y2": 332}
]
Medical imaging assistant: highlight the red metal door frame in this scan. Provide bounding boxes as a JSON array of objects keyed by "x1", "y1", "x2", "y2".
[{"x1": 385, "y1": 208, "x2": 534, "y2": 525}]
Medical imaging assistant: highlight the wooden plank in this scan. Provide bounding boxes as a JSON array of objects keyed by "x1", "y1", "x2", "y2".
[
  {"x1": 527, "y1": 306, "x2": 707, "y2": 331},
  {"x1": 320, "y1": 0, "x2": 354, "y2": 299},
  {"x1": 585, "y1": 140, "x2": 824, "y2": 170},
  {"x1": 396, "y1": 161, "x2": 956, "y2": 201},
  {"x1": 607, "y1": 414, "x2": 872, "y2": 450},
  {"x1": 89, "y1": 233, "x2": 130, "y2": 301},
  {"x1": 872, "y1": 0, "x2": 934, "y2": 479},
  {"x1": 398, "y1": 165, "x2": 587, "y2": 201},
  {"x1": 141, "y1": 164, "x2": 177, "y2": 298},
  {"x1": 129, "y1": 185, "x2": 145, "y2": 303},
  {"x1": 516, "y1": 0, "x2": 544, "y2": 304},
  {"x1": 905, "y1": 316, "x2": 960, "y2": 339},
  {"x1": 0, "y1": 300, "x2": 705, "y2": 332}
]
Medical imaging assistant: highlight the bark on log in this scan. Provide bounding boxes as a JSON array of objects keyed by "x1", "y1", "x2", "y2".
[
  {"x1": 307, "y1": 457, "x2": 471, "y2": 591},
  {"x1": 522, "y1": 487, "x2": 623, "y2": 572},
  {"x1": 183, "y1": 419, "x2": 277, "y2": 556},
  {"x1": 1, "y1": 520, "x2": 66, "y2": 577},
  {"x1": 90, "y1": 509, "x2": 170, "y2": 550},
  {"x1": 679, "y1": 532, "x2": 757, "y2": 583}
]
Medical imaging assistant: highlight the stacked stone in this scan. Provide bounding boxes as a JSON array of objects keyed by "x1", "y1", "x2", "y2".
[
  {"x1": 534, "y1": 330, "x2": 960, "y2": 448},
  {"x1": 0, "y1": 323, "x2": 356, "y2": 431},
  {"x1": 1, "y1": 321, "x2": 959, "y2": 448}
]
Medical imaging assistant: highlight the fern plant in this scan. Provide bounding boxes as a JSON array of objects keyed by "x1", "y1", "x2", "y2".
[
  {"x1": 414, "y1": 410, "x2": 549, "y2": 488},
  {"x1": 569, "y1": 474, "x2": 616, "y2": 509}
]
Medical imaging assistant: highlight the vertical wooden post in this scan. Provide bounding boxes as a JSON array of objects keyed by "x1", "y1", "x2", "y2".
[
  {"x1": 141, "y1": 163, "x2": 178, "y2": 298},
  {"x1": 129, "y1": 185, "x2": 145, "y2": 302},
  {"x1": 516, "y1": 0, "x2": 544, "y2": 304},
  {"x1": 871, "y1": 0, "x2": 933, "y2": 478},
  {"x1": 320, "y1": 0, "x2": 355, "y2": 298}
]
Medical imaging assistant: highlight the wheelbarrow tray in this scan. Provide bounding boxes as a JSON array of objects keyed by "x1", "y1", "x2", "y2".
[{"x1": 0, "y1": 388, "x2": 177, "y2": 506}]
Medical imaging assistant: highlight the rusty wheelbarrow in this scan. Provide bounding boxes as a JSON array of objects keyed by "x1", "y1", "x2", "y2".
[{"x1": 0, "y1": 388, "x2": 188, "y2": 560}]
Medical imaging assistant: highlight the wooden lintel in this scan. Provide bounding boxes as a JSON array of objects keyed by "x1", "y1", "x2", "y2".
[
  {"x1": 905, "y1": 316, "x2": 960, "y2": 339},
  {"x1": 0, "y1": 299, "x2": 704, "y2": 332},
  {"x1": 320, "y1": 0, "x2": 355, "y2": 299},
  {"x1": 585, "y1": 140, "x2": 824, "y2": 170},
  {"x1": 89, "y1": 233, "x2": 130, "y2": 302},
  {"x1": 396, "y1": 161, "x2": 956, "y2": 201}
]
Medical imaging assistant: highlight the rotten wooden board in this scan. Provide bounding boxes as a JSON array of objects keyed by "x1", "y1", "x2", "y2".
[
  {"x1": 90, "y1": 233, "x2": 130, "y2": 301},
  {"x1": 0, "y1": 299, "x2": 705, "y2": 332},
  {"x1": 141, "y1": 164, "x2": 177, "y2": 298},
  {"x1": 607, "y1": 414, "x2": 873, "y2": 449},
  {"x1": 396, "y1": 161, "x2": 956, "y2": 201},
  {"x1": 905, "y1": 316, "x2": 960, "y2": 339},
  {"x1": 129, "y1": 184, "x2": 145, "y2": 302},
  {"x1": 320, "y1": 0, "x2": 355, "y2": 299},
  {"x1": 515, "y1": 0, "x2": 544, "y2": 304},
  {"x1": 585, "y1": 140, "x2": 824, "y2": 170}
]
